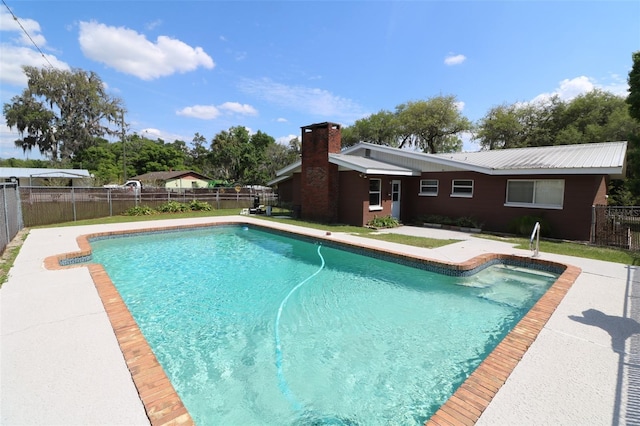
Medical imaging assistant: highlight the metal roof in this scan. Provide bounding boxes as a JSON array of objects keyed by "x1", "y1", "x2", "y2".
[
  {"x1": 132, "y1": 170, "x2": 213, "y2": 181},
  {"x1": 435, "y1": 141, "x2": 628, "y2": 174},
  {"x1": 347, "y1": 141, "x2": 627, "y2": 177},
  {"x1": 269, "y1": 141, "x2": 628, "y2": 186},
  {"x1": 329, "y1": 154, "x2": 421, "y2": 176},
  {"x1": 0, "y1": 167, "x2": 92, "y2": 179}
]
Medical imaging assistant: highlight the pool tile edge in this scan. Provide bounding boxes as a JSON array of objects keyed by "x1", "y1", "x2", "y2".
[
  {"x1": 426, "y1": 263, "x2": 581, "y2": 426},
  {"x1": 43, "y1": 220, "x2": 581, "y2": 426},
  {"x1": 87, "y1": 263, "x2": 193, "y2": 426}
]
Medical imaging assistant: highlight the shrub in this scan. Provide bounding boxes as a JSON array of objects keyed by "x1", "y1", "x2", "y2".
[
  {"x1": 421, "y1": 214, "x2": 455, "y2": 226},
  {"x1": 415, "y1": 214, "x2": 482, "y2": 229},
  {"x1": 123, "y1": 205, "x2": 157, "y2": 216},
  {"x1": 367, "y1": 215, "x2": 400, "y2": 229},
  {"x1": 157, "y1": 201, "x2": 190, "y2": 213},
  {"x1": 455, "y1": 216, "x2": 483, "y2": 229},
  {"x1": 189, "y1": 199, "x2": 212, "y2": 211},
  {"x1": 508, "y1": 215, "x2": 552, "y2": 237}
]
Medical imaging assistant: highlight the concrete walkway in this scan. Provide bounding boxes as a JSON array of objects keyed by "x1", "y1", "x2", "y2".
[{"x1": 1, "y1": 217, "x2": 638, "y2": 425}]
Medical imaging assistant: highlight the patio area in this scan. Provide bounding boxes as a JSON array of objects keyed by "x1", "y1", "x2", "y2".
[{"x1": 1, "y1": 216, "x2": 638, "y2": 425}]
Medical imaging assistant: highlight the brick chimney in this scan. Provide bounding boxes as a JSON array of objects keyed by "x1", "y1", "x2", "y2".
[{"x1": 300, "y1": 122, "x2": 341, "y2": 223}]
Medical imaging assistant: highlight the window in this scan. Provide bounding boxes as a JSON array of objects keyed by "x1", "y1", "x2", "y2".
[
  {"x1": 369, "y1": 178, "x2": 382, "y2": 210},
  {"x1": 419, "y1": 179, "x2": 438, "y2": 196},
  {"x1": 506, "y1": 179, "x2": 564, "y2": 209},
  {"x1": 451, "y1": 180, "x2": 474, "y2": 197}
]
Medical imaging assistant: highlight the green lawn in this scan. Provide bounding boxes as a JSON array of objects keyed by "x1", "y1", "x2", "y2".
[
  {"x1": 39, "y1": 211, "x2": 640, "y2": 265},
  {"x1": 2, "y1": 210, "x2": 636, "y2": 288},
  {"x1": 477, "y1": 234, "x2": 640, "y2": 265}
]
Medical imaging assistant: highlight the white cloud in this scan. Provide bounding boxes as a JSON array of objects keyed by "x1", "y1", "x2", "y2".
[
  {"x1": 238, "y1": 77, "x2": 367, "y2": 123},
  {"x1": 176, "y1": 105, "x2": 221, "y2": 120},
  {"x1": 276, "y1": 117, "x2": 288, "y2": 123},
  {"x1": 444, "y1": 53, "x2": 466, "y2": 66},
  {"x1": 595, "y1": 73, "x2": 629, "y2": 97},
  {"x1": 0, "y1": 120, "x2": 20, "y2": 149},
  {"x1": 455, "y1": 101, "x2": 465, "y2": 112},
  {"x1": 0, "y1": 118, "x2": 46, "y2": 159},
  {"x1": 531, "y1": 75, "x2": 629, "y2": 105},
  {"x1": 0, "y1": 10, "x2": 70, "y2": 87},
  {"x1": 219, "y1": 102, "x2": 257, "y2": 115},
  {"x1": 78, "y1": 21, "x2": 215, "y2": 80},
  {"x1": 276, "y1": 134, "x2": 298, "y2": 146},
  {"x1": 0, "y1": 9, "x2": 46, "y2": 47},
  {"x1": 140, "y1": 128, "x2": 188, "y2": 142},
  {"x1": 531, "y1": 76, "x2": 593, "y2": 104},
  {"x1": 176, "y1": 102, "x2": 258, "y2": 120},
  {"x1": 145, "y1": 19, "x2": 163, "y2": 31},
  {"x1": 0, "y1": 46, "x2": 70, "y2": 86},
  {"x1": 459, "y1": 131, "x2": 477, "y2": 152}
]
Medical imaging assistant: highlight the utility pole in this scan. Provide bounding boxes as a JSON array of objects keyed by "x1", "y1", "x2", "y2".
[{"x1": 121, "y1": 111, "x2": 127, "y2": 181}]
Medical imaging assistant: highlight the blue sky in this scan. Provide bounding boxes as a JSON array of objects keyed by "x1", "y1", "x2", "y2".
[{"x1": 1, "y1": 1, "x2": 638, "y2": 160}]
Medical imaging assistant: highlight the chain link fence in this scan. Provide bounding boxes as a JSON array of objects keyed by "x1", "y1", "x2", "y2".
[
  {"x1": 591, "y1": 205, "x2": 640, "y2": 251},
  {"x1": 0, "y1": 183, "x2": 24, "y2": 256},
  {"x1": 20, "y1": 186, "x2": 277, "y2": 227}
]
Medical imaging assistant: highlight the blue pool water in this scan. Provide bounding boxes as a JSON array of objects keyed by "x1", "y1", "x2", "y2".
[{"x1": 90, "y1": 225, "x2": 559, "y2": 425}]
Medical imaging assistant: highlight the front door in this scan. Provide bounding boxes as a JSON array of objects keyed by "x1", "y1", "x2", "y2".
[{"x1": 391, "y1": 180, "x2": 401, "y2": 219}]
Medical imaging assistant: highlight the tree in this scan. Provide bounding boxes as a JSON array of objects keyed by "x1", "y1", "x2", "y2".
[
  {"x1": 341, "y1": 96, "x2": 472, "y2": 153},
  {"x1": 3, "y1": 66, "x2": 125, "y2": 162},
  {"x1": 476, "y1": 90, "x2": 637, "y2": 150},
  {"x1": 255, "y1": 142, "x2": 299, "y2": 185},
  {"x1": 72, "y1": 138, "x2": 121, "y2": 184},
  {"x1": 187, "y1": 133, "x2": 210, "y2": 174},
  {"x1": 344, "y1": 110, "x2": 400, "y2": 147},
  {"x1": 624, "y1": 51, "x2": 640, "y2": 205},
  {"x1": 209, "y1": 126, "x2": 251, "y2": 182},
  {"x1": 519, "y1": 96, "x2": 566, "y2": 147},
  {"x1": 242, "y1": 130, "x2": 275, "y2": 184},
  {"x1": 628, "y1": 51, "x2": 640, "y2": 122},
  {"x1": 395, "y1": 96, "x2": 472, "y2": 153},
  {"x1": 556, "y1": 89, "x2": 630, "y2": 144},
  {"x1": 2, "y1": 94, "x2": 56, "y2": 157},
  {"x1": 287, "y1": 136, "x2": 301, "y2": 154},
  {"x1": 125, "y1": 135, "x2": 186, "y2": 175},
  {"x1": 474, "y1": 103, "x2": 525, "y2": 150}
]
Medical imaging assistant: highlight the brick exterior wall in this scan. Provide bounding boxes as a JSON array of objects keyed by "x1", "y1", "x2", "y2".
[
  {"x1": 275, "y1": 128, "x2": 610, "y2": 240},
  {"x1": 403, "y1": 172, "x2": 607, "y2": 241},
  {"x1": 300, "y1": 123, "x2": 341, "y2": 223}
]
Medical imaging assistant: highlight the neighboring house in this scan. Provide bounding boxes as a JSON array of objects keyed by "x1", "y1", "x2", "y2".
[
  {"x1": 0, "y1": 167, "x2": 92, "y2": 187},
  {"x1": 269, "y1": 122, "x2": 628, "y2": 241},
  {"x1": 131, "y1": 170, "x2": 213, "y2": 191}
]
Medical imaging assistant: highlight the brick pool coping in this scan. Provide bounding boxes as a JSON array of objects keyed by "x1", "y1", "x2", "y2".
[{"x1": 44, "y1": 221, "x2": 581, "y2": 426}]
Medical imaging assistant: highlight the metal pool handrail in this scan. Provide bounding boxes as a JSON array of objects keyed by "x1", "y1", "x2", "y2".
[{"x1": 530, "y1": 221, "x2": 541, "y2": 257}]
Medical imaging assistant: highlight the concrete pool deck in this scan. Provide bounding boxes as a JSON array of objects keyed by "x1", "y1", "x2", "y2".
[{"x1": 1, "y1": 216, "x2": 638, "y2": 425}]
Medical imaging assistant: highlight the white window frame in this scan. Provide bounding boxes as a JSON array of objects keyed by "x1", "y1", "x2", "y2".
[
  {"x1": 451, "y1": 179, "x2": 474, "y2": 198},
  {"x1": 505, "y1": 179, "x2": 564, "y2": 209},
  {"x1": 369, "y1": 178, "x2": 383, "y2": 211},
  {"x1": 419, "y1": 179, "x2": 439, "y2": 196}
]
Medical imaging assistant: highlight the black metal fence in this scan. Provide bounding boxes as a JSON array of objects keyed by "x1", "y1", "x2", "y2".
[
  {"x1": 591, "y1": 205, "x2": 640, "y2": 251},
  {"x1": 0, "y1": 183, "x2": 24, "y2": 256},
  {"x1": 20, "y1": 186, "x2": 277, "y2": 227}
]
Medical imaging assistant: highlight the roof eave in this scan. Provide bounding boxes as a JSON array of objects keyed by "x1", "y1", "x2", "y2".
[
  {"x1": 267, "y1": 174, "x2": 292, "y2": 186},
  {"x1": 363, "y1": 169, "x2": 422, "y2": 176},
  {"x1": 275, "y1": 160, "x2": 302, "y2": 177},
  {"x1": 489, "y1": 167, "x2": 625, "y2": 176},
  {"x1": 329, "y1": 156, "x2": 421, "y2": 176}
]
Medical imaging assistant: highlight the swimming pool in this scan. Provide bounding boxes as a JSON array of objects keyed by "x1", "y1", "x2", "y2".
[{"x1": 89, "y1": 224, "x2": 560, "y2": 425}]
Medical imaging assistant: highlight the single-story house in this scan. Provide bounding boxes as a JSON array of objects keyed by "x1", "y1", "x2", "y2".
[
  {"x1": 131, "y1": 170, "x2": 213, "y2": 191},
  {"x1": 269, "y1": 122, "x2": 628, "y2": 241},
  {"x1": 0, "y1": 167, "x2": 93, "y2": 187}
]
